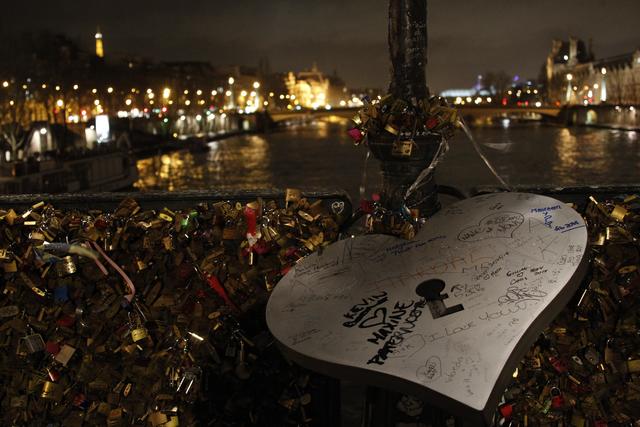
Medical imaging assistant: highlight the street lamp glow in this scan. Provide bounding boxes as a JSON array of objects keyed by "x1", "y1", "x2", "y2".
[
  {"x1": 42, "y1": 84, "x2": 47, "y2": 89},
  {"x1": 55, "y1": 85, "x2": 60, "y2": 91},
  {"x1": 211, "y1": 90, "x2": 217, "y2": 95},
  {"x1": 73, "y1": 84, "x2": 79, "y2": 90},
  {"x1": 601, "y1": 67, "x2": 607, "y2": 75},
  {"x1": 253, "y1": 81, "x2": 260, "y2": 89},
  {"x1": 183, "y1": 89, "x2": 189, "y2": 95},
  {"x1": 125, "y1": 99, "x2": 132, "y2": 106},
  {"x1": 2, "y1": 81, "x2": 8, "y2": 88},
  {"x1": 240, "y1": 90, "x2": 247, "y2": 97},
  {"x1": 40, "y1": 128, "x2": 47, "y2": 135},
  {"x1": 107, "y1": 87, "x2": 114, "y2": 93},
  {"x1": 56, "y1": 99, "x2": 64, "y2": 108},
  {"x1": 185, "y1": 100, "x2": 191, "y2": 106},
  {"x1": 225, "y1": 90, "x2": 232, "y2": 96},
  {"x1": 228, "y1": 77, "x2": 235, "y2": 85},
  {"x1": 146, "y1": 88, "x2": 152, "y2": 94},
  {"x1": 92, "y1": 88, "x2": 98, "y2": 94},
  {"x1": 148, "y1": 92, "x2": 155, "y2": 99},
  {"x1": 94, "y1": 99, "x2": 100, "y2": 105},
  {"x1": 566, "y1": 74, "x2": 573, "y2": 81},
  {"x1": 163, "y1": 88, "x2": 171, "y2": 99},
  {"x1": 196, "y1": 89, "x2": 202, "y2": 96}
]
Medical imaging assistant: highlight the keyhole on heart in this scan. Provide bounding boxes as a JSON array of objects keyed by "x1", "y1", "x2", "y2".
[{"x1": 416, "y1": 279, "x2": 464, "y2": 319}]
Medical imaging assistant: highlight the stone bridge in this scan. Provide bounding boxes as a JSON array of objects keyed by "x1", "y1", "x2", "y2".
[{"x1": 269, "y1": 105, "x2": 561, "y2": 123}]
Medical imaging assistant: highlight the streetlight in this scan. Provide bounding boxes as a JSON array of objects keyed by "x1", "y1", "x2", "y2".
[
  {"x1": 600, "y1": 67, "x2": 607, "y2": 102},
  {"x1": 565, "y1": 73, "x2": 573, "y2": 104},
  {"x1": 227, "y1": 77, "x2": 235, "y2": 109},
  {"x1": 163, "y1": 88, "x2": 171, "y2": 99},
  {"x1": 253, "y1": 81, "x2": 260, "y2": 89},
  {"x1": 1, "y1": 81, "x2": 8, "y2": 88}
]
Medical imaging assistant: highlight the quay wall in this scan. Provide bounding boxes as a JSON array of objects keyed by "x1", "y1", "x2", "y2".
[{"x1": 560, "y1": 105, "x2": 640, "y2": 130}]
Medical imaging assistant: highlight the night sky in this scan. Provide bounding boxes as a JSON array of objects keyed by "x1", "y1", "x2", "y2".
[{"x1": 3, "y1": 0, "x2": 640, "y2": 92}]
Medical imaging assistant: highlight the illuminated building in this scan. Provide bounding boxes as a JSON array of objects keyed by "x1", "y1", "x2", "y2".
[
  {"x1": 546, "y1": 37, "x2": 640, "y2": 105},
  {"x1": 285, "y1": 64, "x2": 329, "y2": 109},
  {"x1": 95, "y1": 27, "x2": 104, "y2": 58}
]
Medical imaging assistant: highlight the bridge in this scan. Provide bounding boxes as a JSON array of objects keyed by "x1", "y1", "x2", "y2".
[{"x1": 269, "y1": 105, "x2": 561, "y2": 123}]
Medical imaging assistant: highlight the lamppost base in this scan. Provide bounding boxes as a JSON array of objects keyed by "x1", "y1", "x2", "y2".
[{"x1": 367, "y1": 133, "x2": 442, "y2": 218}]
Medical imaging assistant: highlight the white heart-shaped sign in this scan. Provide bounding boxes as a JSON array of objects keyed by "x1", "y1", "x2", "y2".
[{"x1": 267, "y1": 193, "x2": 588, "y2": 424}]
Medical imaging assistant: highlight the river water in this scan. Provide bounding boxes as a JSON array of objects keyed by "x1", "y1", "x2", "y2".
[{"x1": 135, "y1": 118, "x2": 640, "y2": 201}]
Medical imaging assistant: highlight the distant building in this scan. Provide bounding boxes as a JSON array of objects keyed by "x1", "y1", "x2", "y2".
[
  {"x1": 285, "y1": 64, "x2": 330, "y2": 109},
  {"x1": 546, "y1": 37, "x2": 640, "y2": 105}
]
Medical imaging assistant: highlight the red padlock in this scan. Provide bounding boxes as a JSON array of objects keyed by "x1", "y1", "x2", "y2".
[
  {"x1": 550, "y1": 387, "x2": 564, "y2": 409},
  {"x1": 548, "y1": 355, "x2": 568, "y2": 373}
]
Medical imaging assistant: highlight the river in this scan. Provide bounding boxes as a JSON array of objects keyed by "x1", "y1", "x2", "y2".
[{"x1": 135, "y1": 118, "x2": 640, "y2": 202}]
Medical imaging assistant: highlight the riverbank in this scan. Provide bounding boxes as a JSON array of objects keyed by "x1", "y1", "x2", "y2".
[{"x1": 559, "y1": 104, "x2": 640, "y2": 131}]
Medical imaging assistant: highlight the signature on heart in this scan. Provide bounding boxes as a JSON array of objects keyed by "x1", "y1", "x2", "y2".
[
  {"x1": 416, "y1": 356, "x2": 442, "y2": 383},
  {"x1": 358, "y1": 307, "x2": 388, "y2": 328},
  {"x1": 457, "y1": 212, "x2": 524, "y2": 242}
]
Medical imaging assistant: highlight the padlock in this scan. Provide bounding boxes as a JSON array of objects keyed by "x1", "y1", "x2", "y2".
[{"x1": 391, "y1": 139, "x2": 413, "y2": 157}]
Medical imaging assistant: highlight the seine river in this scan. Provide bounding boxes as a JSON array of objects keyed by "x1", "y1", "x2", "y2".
[{"x1": 135, "y1": 119, "x2": 640, "y2": 201}]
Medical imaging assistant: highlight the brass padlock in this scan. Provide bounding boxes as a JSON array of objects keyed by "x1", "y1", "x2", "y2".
[
  {"x1": 131, "y1": 327, "x2": 148, "y2": 342},
  {"x1": 391, "y1": 139, "x2": 413, "y2": 157}
]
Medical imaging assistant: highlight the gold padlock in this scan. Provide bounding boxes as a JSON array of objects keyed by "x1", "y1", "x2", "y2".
[
  {"x1": 41, "y1": 381, "x2": 63, "y2": 401},
  {"x1": 2, "y1": 260, "x2": 17, "y2": 273},
  {"x1": 391, "y1": 140, "x2": 413, "y2": 157},
  {"x1": 131, "y1": 327, "x2": 148, "y2": 342}
]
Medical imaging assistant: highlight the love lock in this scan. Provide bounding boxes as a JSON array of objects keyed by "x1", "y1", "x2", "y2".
[{"x1": 267, "y1": 192, "x2": 589, "y2": 425}]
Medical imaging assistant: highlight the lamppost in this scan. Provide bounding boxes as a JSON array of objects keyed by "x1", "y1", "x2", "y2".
[
  {"x1": 365, "y1": 0, "x2": 442, "y2": 218},
  {"x1": 600, "y1": 67, "x2": 607, "y2": 103},
  {"x1": 566, "y1": 73, "x2": 573, "y2": 104},
  {"x1": 253, "y1": 81, "x2": 260, "y2": 111},
  {"x1": 228, "y1": 77, "x2": 235, "y2": 110}
]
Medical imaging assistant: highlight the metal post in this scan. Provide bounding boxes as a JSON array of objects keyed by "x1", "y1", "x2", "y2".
[
  {"x1": 388, "y1": 0, "x2": 428, "y2": 102},
  {"x1": 367, "y1": 0, "x2": 441, "y2": 217}
]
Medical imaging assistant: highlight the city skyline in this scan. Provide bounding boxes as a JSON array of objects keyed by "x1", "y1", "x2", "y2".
[{"x1": 3, "y1": 1, "x2": 640, "y2": 91}]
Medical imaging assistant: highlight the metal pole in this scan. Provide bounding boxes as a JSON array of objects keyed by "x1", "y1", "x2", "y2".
[
  {"x1": 368, "y1": 0, "x2": 440, "y2": 218},
  {"x1": 388, "y1": 0, "x2": 428, "y2": 102}
]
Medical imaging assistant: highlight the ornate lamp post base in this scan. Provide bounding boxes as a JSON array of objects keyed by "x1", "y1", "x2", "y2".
[{"x1": 367, "y1": 133, "x2": 441, "y2": 217}]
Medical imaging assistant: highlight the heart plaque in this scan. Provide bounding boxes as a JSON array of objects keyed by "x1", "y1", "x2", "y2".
[{"x1": 266, "y1": 193, "x2": 589, "y2": 424}]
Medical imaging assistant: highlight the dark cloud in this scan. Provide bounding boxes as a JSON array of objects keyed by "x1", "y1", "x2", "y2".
[{"x1": 3, "y1": 0, "x2": 639, "y2": 91}]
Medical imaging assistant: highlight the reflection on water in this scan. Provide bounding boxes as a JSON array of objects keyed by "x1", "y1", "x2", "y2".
[
  {"x1": 135, "y1": 119, "x2": 640, "y2": 200},
  {"x1": 135, "y1": 134, "x2": 272, "y2": 191}
]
